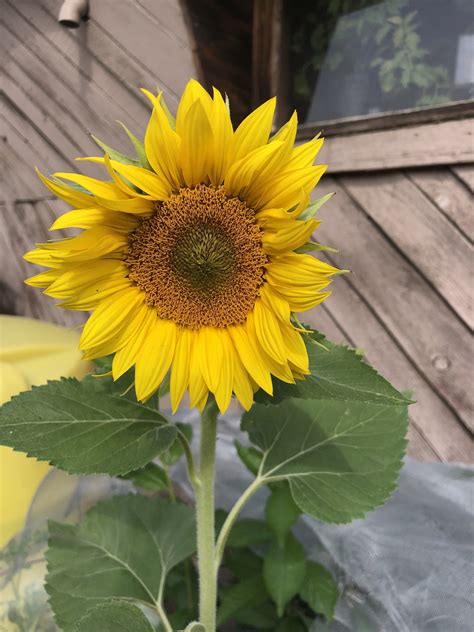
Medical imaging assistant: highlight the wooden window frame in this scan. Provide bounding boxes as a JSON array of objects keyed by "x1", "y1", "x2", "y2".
[{"x1": 252, "y1": 0, "x2": 474, "y2": 173}]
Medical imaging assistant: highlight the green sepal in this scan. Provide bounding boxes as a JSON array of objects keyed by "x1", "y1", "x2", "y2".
[
  {"x1": 299, "y1": 192, "x2": 335, "y2": 220},
  {"x1": 116, "y1": 121, "x2": 152, "y2": 169},
  {"x1": 90, "y1": 133, "x2": 141, "y2": 166}
]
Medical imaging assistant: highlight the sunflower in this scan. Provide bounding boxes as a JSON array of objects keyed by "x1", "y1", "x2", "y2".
[{"x1": 25, "y1": 80, "x2": 340, "y2": 413}]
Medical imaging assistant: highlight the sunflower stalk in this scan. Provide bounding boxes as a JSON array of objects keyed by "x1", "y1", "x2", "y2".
[{"x1": 195, "y1": 398, "x2": 219, "y2": 631}]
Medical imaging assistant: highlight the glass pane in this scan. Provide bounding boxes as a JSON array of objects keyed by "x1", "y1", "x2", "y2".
[{"x1": 287, "y1": 0, "x2": 474, "y2": 123}]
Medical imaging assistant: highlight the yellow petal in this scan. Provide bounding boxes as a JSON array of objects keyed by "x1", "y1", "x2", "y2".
[
  {"x1": 232, "y1": 352, "x2": 254, "y2": 411},
  {"x1": 50, "y1": 208, "x2": 139, "y2": 232},
  {"x1": 197, "y1": 327, "x2": 234, "y2": 413},
  {"x1": 170, "y1": 327, "x2": 193, "y2": 413},
  {"x1": 229, "y1": 97, "x2": 276, "y2": 165},
  {"x1": 143, "y1": 92, "x2": 182, "y2": 191},
  {"x1": 80, "y1": 287, "x2": 144, "y2": 350},
  {"x1": 36, "y1": 168, "x2": 93, "y2": 209},
  {"x1": 209, "y1": 87, "x2": 233, "y2": 185},
  {"x1": 262, "y1": 219, "x2": 318, "y2": 255},
  {"x1": 228, "y1": 322, "x2": 273, "y2": 395},
  {"x1": 179, "y1": 99, "x2": 213, "y2": 186},
  {"x1": 188, "y1": 345, "x2": 209, "y2": 410},
  {"x1": 80, "y1": 157, "x2": 170, "y2": 199},
  {"x1": 282, "y1": 324, "x2": 309, "y2": 374},
  {"x1": 25, "y1": 269, "x2": 62, "y2": 287},
  {"x1": 260, "y1": 283, "x2": 290, "y2": 323},
  {"x1": 224, "y1": 141, "x2": 284, "y2": 199},
  {"x1": 53, "y1": 173, "x2": 125, "y2": 200},
  {"x1": 45, "y1": 259, "x2": 128, "y2": 298},
  {"x1": 252, "y1": 299, "x2": 286, "y2": 364},
  {"x1": 112, "y1": 308, "x2": 158, "y2": 379},
  {"x1": 246, "y1": 311, "x2": 295, "y2": 384},
  {"x1": 135, "y1": 318, "x2": 177, "y2": 401},
  {"x1": 36, "y1": 227, "x2": 128, "y2": 263},
  {"x1": 289, "y1": 136, "x2": 324, "y2": 169},
  {"x1": 176, "y1": 79, "x2": 213, "y2": 137}
]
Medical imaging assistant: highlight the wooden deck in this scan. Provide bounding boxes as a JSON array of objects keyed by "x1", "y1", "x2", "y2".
[{"x1": 1, "y1": 1, "x2": 472, "y2": 463}]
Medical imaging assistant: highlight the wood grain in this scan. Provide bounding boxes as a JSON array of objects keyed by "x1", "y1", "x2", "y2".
[
  {"x1": 314, "y1": 177, "x2": 472, "y2": 433},
  {"x1": 409, "y1": 168, "x2": 473, "y2": 241},
  {"x1": 340, "y1": 172, "x2": 473, "y2": 328},
  {"x1": 316, "y1": 118, "x2": 474, "y2": 173}
]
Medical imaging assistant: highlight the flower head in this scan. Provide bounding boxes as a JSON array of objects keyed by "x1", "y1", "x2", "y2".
[{"x1": 25, "y1": 80, "x2": 340, "y2": 413}]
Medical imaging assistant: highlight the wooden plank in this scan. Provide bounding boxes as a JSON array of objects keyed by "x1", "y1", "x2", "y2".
[
  {"x1": 305, "y1": 268, "x2": 471, "y2": 463},
  {"x1": 309, "y1": 293, "x2": 447, "y2": 462},
  {"x1": 1, "y1": 102, "x2": 75, "y2": 176},
  {"x1": 451, "y1": 164, "x2": 474, "y2": 192},
  {"x1": 78, "y1": 0, "x2": 198, "y2": 98},
  {"x1": 314, "y1": 177, "x2": 472, "y2": 432},
  {"x1": 4, "y1": 0, "x2": 151, "y2": 130},
  {"x1": 409, "y1": 168, "x2": 473, "y2": 241},
  {"x1": 0, "y1": 138, "x2": 83, "y2": 326},
  {"x1": 135, "y1": 0, "x2": 194, "y2": 48},
  {"x1": 0, "y1": 16, "x2": 140, "y2": 162},
  {"x1": 406, "y1": 425, "x2": 440, "y2": 462},
  {"x1": 315, "y1": 118, "x2": 474, "y2": 173},
  {"x1": 340, "y1": 172, "x2": 473, "y2": 328}
]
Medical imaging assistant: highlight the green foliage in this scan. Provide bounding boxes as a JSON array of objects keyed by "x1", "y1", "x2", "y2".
[
  {"x1": 0, "y1": 378, "x2": 177, "y2": 475},
  {"x1": 160, "y1": 422, "x2": 193, "y2": 466},
  {"x1": 243, "y1": 397, "x2": 407, "y2": 523},
  {"x1": 226, "y1": 518, "x2": 273, "y2": 548},
  {"x1": 120, "y1": 461, "x2": 169, "y2": 491},
  {"x1": 265, "y1": 484, "x2": 301, "y2": 545},
  {"x1": 46, "y1": 495, "x2": 195, "y2": 631},
  {"x1": 74, "y1": 602, "x2": 155, "y2": 632},
  {"x1": 235, "y1": 440, "x2": 263, "y2": 475},
  {"x1": 263, "y1": 533, "x2": 307, "y2": 616},
  {"x1": 300, "y1": 562, "x2": 339, "y2": 621},
  {"x1": 217, "y1": 576, "x2": 269, "y2": 625}
]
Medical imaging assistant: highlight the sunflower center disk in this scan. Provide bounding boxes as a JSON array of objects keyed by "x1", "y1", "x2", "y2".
[{"x1": 125, "y1": 185, "x2": 267, "y2": 329}]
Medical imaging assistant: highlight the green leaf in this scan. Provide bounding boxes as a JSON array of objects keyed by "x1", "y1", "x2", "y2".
[
  {"x1": 116, "y1": 121, "x2": 151, "y2": 169},
  {"x1": 299, "y1": 193, "x2": 335, "y2": 220},
  {"x1": 265, "y1": 485, "x2": 301, "y2": 545},
  {"x1": 0, "y1": 378, "x2": 177, "y2": 476},
  {"x1": 233, "y1": 601, "x2": 278, "y2": 630},
  {"x1": 300, "y1": 561, "x2": 339, "y2": 622},
  {"x1": 160, "y1": 423, "x2": 193, "y2": 466},
  {"x1": 217, "y1": 575, "x2": 269, "y2": 625},
  {"x1": 74, "y1": 602, "x2": 154, "y2": 632},
  {"x1": 46, "y1": 495, "x2": 195, "y2": 631},
  {"x1": 243, "y1": 397, "x2": 408, "y2": 523},
  {"x1": 235, "y1": 440, "x2": 263, "y2": 476},
  {"x1": 263, "y1": 533, "x2": 306, "y2": 617},
  {"x1": 120, "y1": 461, "x2": 168, "y2": 491},
  {"x1": 225, "y1": 547, "x2": 263, "y2": 580},
  {"x1": 226, "y1": 518, "x2": 273, "y2": 548},
  {"x1": 258, "y1": 331, "x2": 411, "y2": 407},
  {"x1": 90, "y1": 134, "x2": 141, "y2": 166}
]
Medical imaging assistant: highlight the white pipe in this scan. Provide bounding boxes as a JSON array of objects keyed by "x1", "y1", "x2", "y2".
[{"x1": 58, "y1": 0, "x2": 89, "y2": 28}]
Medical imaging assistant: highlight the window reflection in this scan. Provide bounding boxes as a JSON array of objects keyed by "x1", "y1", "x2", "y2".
[{"x1": 288, "y1": 0, "x2": 474, "y2": 123}]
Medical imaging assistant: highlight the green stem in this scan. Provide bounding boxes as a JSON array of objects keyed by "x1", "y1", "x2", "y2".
[
  {"x1": 195, "y1": 398, "x2": 219, "y2": 631},
  {"x1": 214, "y1": 477, "x2": 263, "y2": 567},
  {"x1": 163, "y1": 466, "x2": 176, "y2": 503}
]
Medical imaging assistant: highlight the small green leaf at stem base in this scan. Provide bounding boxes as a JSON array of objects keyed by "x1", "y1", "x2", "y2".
[
  {"x1": 263, "y1": 533, "x2": 307, "y2": 617},
  {"x1": 73, "y1": 602, "x2": 155, "y2": 632},
  {"x1": 46, "y1": 495, "x2": 195, "y2": 631},
  {"x1": 265, "y1": 485, "x2": 302, "y2": 545},
  {"x1": 300, "y1": 561, "x2": 339, "y2": 622},
  {"x1": 0, "y1": 378, "x2": 176, "y2": 476}
]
